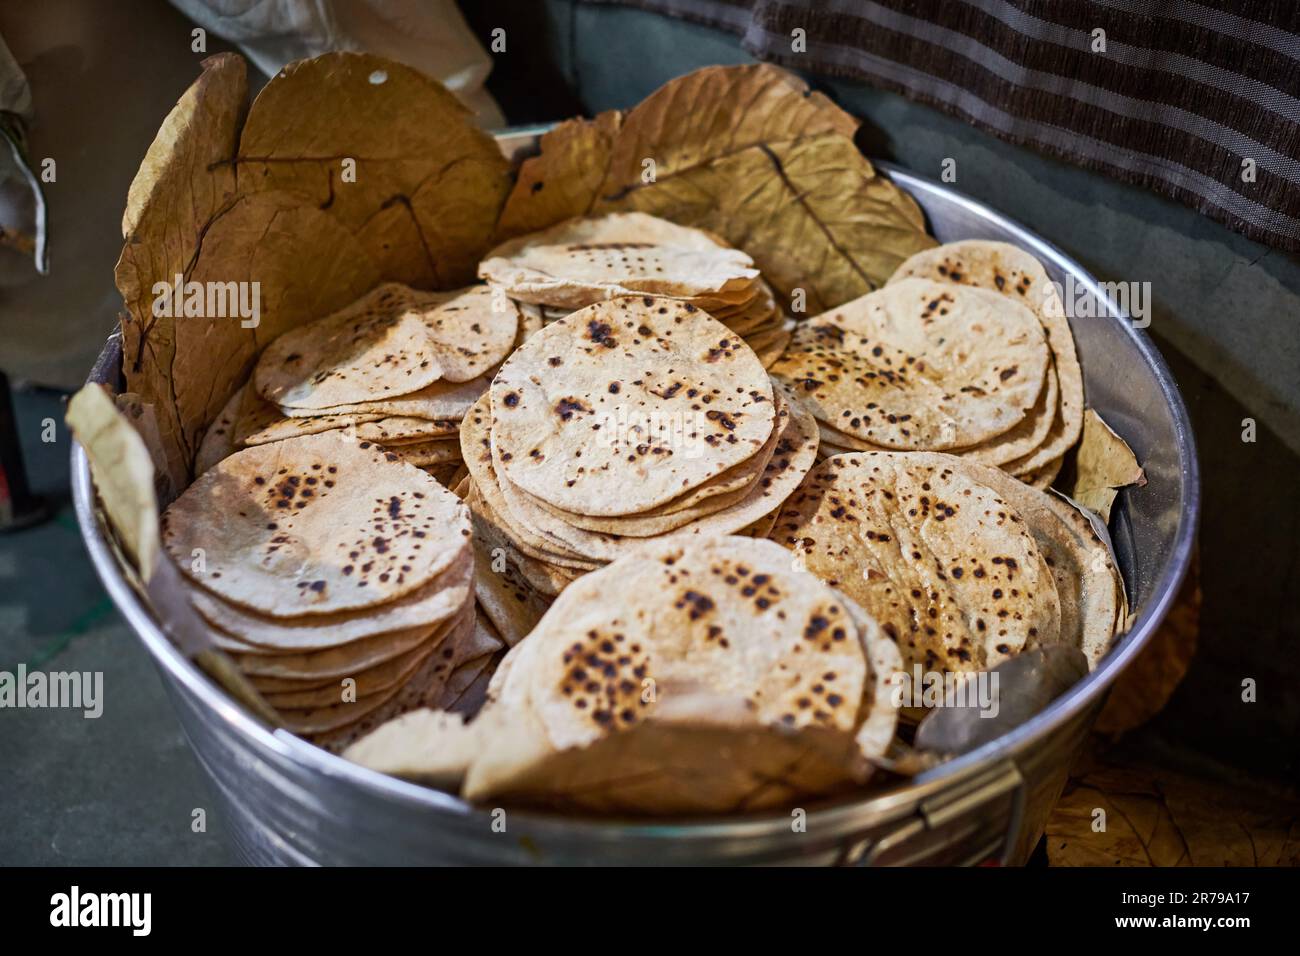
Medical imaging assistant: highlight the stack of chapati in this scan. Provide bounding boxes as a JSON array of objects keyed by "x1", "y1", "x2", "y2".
[
  {"x1": 195, "y1": 283, "x2": 528, "y2": 487},
  {"x1": 770, "y1": 451, "x2": 1124, "y2": 687},
  {"x1": 344, "y1": 536, "x2": 902, "y2": 813},
  {"x1": 771, "y1": 241, "x2": 1083, "y2": 490},
  {"x1": 160, "y1": 431, "x2": 501, "y2": 751},
  {"x1": 459, "y1": 295, "x2": 819, "y2": 616},
  {"x1": 479, "y1": 212, "x2": 792, "y2": 368}
]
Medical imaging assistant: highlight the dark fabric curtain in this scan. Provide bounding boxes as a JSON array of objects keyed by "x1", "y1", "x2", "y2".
[{"x1": 593, "y1": 0, "x2": 1300, "y2": 252}]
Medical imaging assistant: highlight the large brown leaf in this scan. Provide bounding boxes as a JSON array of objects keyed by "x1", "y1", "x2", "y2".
[
  {"x1": 598, "y1": 62, "x2": 859, "y2": 184},
  {"x1": 497, "y1": 110, "x2": 624, "y2": 238},
  {"x1": 1047, "y1": 761, "x2": 1300, "y2": 866},
  {"x1": 117, "y1": 53, "x2": 247, "y2": 482},
  {"x1": 66, "y1": 385, "x2": 161, "y2": 580},
  {"x1": 607, "y1": 134, "x2": 933, "y2": 314},
  {"x1": 171, "y1": 191, "x2": 381, "y2": 460},
  {"x1": 236, "y1": 52, "x2": 511, "y2": 289},
  {"x1": 116, "y1": 52, "x2": 509, "y2": 483},
  {"x1": 497, "y1": 64, "x2": 933, "y2": 311}
]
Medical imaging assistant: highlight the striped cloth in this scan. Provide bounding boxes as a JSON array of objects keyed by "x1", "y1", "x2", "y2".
[{"x1": 594, "y1": 0, "x2": 1300, "y2": 251}]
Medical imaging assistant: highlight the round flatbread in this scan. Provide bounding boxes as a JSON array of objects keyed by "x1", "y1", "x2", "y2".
[
  {"x1": 771, "y1": 278, "x2": 1049, "y2": 450},
  {"x1": 162, "y1": 431, "x2": 471, "y2": 616},
  {"x1": 889, "y1": 241, "x2": 1084, "y2": 471},
  {"x1": 282, "y1": 608, "x2": 473, "y2": 741},
  {"x1": 255, "y1": 284, "x2": 519, "y2": 410},
  {"x1": 771, "y1": 451, "x2": 1061, "y2": 673},
  {"x1": 516, "y1": 385, "x2": 792, "y2": 534},
  {"x1": 187, "y1": 547, "x2": 472, "y2": 649},
  {"x1": 479, "y1": 212, "x2": 759, "y2": 309},
  {"x1": 377, "y1": 438, "x2": 462, "y2": 468},
  {"x1": 223, "y1": 617, "x2": 452, "y2": 679},
  {"x1": 454, "y1": 537, "x2": 896, "y2": 810},
  {"x1": 353, "y1": 416, "x2": 461, "y2": 443},
  {"x1": 955, "y1": 365, "x2": 1057, "y2": 466},
  {"x1": 902, "y1": 454, "x2": 1117, "y2": 668},
  {"x1": 255, "y1": 286, "x2": 441, "y2": 409},
  {"x1": 194, "y1": 385, "x2": 243, "y2": 475},
  {"x1": 504, "y1": 391, "x2": 817, "y2": 557},
  {"x1": 261, "y1": 636, "x2": 445, "y2": 708},
  {"x1": 233, "y1": 385, "x2": 384, "y2": 447},
  {"x1": 276, "y1": 375, "x2": 487, "y2": 420},
  {"x1": 489, "y1": 296, "x2": 776, "y2": 516}
]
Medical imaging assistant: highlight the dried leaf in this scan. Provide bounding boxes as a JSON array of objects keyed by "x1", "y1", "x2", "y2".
[
  {"x1": 66, "y1": 385, "x2": 161, "y2": 579},
  {"x1": 1095, "y1": 550, "x2": 1199, "y2": 738},
  {"x1": 599, "y1": 63, "x2": 858, "y2": 185},
  {"x1": 1164, "y1": 780, "x2": 1300, "y2": 866},
  {"x1": 171, "y1": 190, "x2": 382, "y2": 458},
  {"x1": 236, "y1": 52, "x2": 511, "y2": 288},
  {"x1": 1048, "y1": 762, "x2": 1300, "y2": 867},
  {"x1": 114, "y1": 392, "x2": 187, "y2": 505},
  {"x1": 118, "y1": 52, "x2": 509, "y2": 483},
  {"x1": 608, "y1": 134, "x2": 934, "y2": 313},
  {"x1": 117, "y1": 53, "x2": 248, "y2": 480},
  {"x1": 497, "y1": 64, "x2": 933, "y2": 311},
  {"x1": 497, "y1": 110, "x2": 624, "y2": 238},
  {"x1": 1063, "y1": 408, "x2": 1146, "y2": 522}
]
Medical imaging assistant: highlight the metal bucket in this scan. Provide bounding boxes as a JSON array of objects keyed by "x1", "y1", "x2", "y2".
[{"x1": 73, "y1": 131, "x2": 1198, "y2": 865}]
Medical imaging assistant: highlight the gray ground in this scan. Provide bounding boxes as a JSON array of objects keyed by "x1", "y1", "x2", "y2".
[{"x1": 0, "y1": 386, "x2": 233, "y2": 864}]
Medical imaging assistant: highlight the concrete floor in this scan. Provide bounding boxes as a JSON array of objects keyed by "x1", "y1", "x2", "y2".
[{"x1": 0, "y1": 386, "x2": 233, "y2": 865}]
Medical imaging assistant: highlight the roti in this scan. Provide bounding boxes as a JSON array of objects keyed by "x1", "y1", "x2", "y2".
[
  {"x1": 502, "y1": 393, "x2": 817, "y2": 558},
  {"x1": 489, "y1": 296, "x2": 775, "y2": 516},
  {"x1": 353, "y1": 416, "x2": 461, "y2": 443},
  {"x1": 521, "y1": 382, "x2": 800, "y2": 529},
  {"x1": 899, "y1": 454, "x2": 1117, "y2": 668},
  {"x1": 771, "y1": 278, "x2": 1049, "y2": 450},
  {"x1": 255, "y1": 283, "x2": 519, "y2": 410},
  {"x1": 463, "y1": 537, "x2": 893, "y2": 809},
  {"x1": 162, "y1": 431, "x2": 471, "y2": 616},
  {"x1": 194, "y1": 385, "x2": 243, "y2": 475},
  {"x1": 225, "y1": 614, "x2": 458, "y2": 681},
  {"x1": 186, "y1": 547, "x2": 472, "y2": 649},
  {"x1": 377, "y1": 438, "x2": 463, "y2": 467},
  {"x1": 256, "y1": 286, "x2": 442, "y2": 409},
  {"x1": 771, "y1": 451, "x2": 1062, "y2": 673},
  {"x1": 889, "y1": 241, "x2": 1084, "y2": 471},
  {"x1": 276, "y1": 375, "x2": 488, "y2": 420},
  {"x1": 479, "y1": 212, "x2": 759, "y2": 309},
  {"x1": 345, "y1": 537, "x2": 901, "y2": 811}
]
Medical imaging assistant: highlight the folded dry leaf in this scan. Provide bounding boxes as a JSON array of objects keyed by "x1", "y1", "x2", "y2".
[
  {"x1": 1063, "y1": 408, "x2": 1147, "y2": 522},
  {"x1": 117, "y1": 52, "x2": 511, "y2": 487},
  {"x1": 66, "y1": 385, "x2": 161, "y2": 579},
  {"x1": 497, "y1": 64, "x2": 933, "y2": 312},
  {"x1": 116, "y1": 53, "x2": 247, "y2": 488}
]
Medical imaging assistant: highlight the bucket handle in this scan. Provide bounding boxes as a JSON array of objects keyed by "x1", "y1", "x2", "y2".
[{"x1": 842, "y1": 761, "x2": 1027, "y2": 866}]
